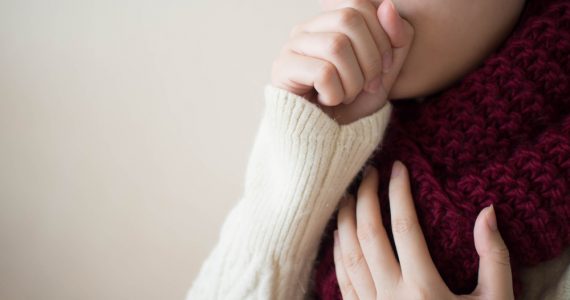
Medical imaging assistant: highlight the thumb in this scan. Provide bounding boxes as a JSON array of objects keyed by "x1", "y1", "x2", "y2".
[
  {"x1": 472, "y1": 205, "x2": 514, "y2": 299},
  {"x1": 377, "y1": 0, "x2": 414, "y2": 95}
]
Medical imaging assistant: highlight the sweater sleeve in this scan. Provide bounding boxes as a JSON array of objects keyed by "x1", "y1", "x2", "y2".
[
  {"x1": 520, "y1": 247, "x2": 570, "y2": 300},
  {"x1": 185, "y1": 85, "x2": 393, "y2": 300}
]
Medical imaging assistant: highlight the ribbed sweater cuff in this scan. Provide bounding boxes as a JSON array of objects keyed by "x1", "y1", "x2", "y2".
[
  {"x1": 232, "y1": 85, "x2": 393, "y2": 262},
  {"x1": 187, "y1": 85, "x2": 393, "y2": 299}
]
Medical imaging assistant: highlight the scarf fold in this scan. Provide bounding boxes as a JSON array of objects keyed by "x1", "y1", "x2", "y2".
[{"x1": 312, "y1": 0, "x2": 570, "y2": 297}]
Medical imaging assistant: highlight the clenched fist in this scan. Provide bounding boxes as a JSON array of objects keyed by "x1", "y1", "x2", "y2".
[{"x1": 271, "y1": 0, "x2": 414, "y2": 124}]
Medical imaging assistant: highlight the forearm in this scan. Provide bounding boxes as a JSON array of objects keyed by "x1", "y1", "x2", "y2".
[{"x1": 186, "y1": 85, "x2": 393, "y2": 300}]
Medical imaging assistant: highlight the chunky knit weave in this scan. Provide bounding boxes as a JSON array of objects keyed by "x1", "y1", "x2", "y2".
[{"x1": 312, "y1": 0, "x2": 570, "y2": 298}]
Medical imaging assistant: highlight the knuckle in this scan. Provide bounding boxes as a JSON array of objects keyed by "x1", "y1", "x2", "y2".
[
  {"x1": 343, "y1": 76, "x2": 364, "y2": 102},
  {"x1": 336, "y1": 7, "x2": 363, "y2": 29},
  {"x1": 350, "y1": 74, "x2": 365, "y2": 95},
  {"x1": 289, "y1": 24, "x2": 302, "y2": 38},
  {"x1": 317, "y1": 62, "x2": 337, "y2": 84},
  {"x1": 356, "y1": 221, "x2": 379, "y2": 244},
  {"x1": 279, "y1": 37, "x2": 295, "y2": 55},
  {"x1": 392, "y1": 217, "x2": 416, "y2": 235},
  {"x1": 343, "y1": 249, "x2": 365, "y2": 270},
  {"x1": 344, "y1": 0, "x2": 371, "y2": 9},
  {"x1": 327, "y1": 33, "x2": 351, "y2": 56},
  {"x1": 327, "y1": 93, "x2": 344, "y2": 106},
  {"x1": 364, "y1": 58, "x2": 382, "y2": 80},
  {"x1": 490, "y1": 246, "x2": 511, "y2": 266}
]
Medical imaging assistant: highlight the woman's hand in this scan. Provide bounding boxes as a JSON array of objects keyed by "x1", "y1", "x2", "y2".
[
  {"x1": 271, "y1": 0, "x2": 414, "y2": 124},
  {"x1": 334, "y1": 162, "x2": 514, "y2": 299}
]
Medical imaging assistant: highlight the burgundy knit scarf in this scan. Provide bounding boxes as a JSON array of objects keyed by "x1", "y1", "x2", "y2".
[{"x1": 311, "y1": 0, "x2": 570, "y2": 298}]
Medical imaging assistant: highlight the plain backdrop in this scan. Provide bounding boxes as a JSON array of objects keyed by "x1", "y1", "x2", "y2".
[{"x1": 0, "y1": 0, "x2": 319, "y2": 299}]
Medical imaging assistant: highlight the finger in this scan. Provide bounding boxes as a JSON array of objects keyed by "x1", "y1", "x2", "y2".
[
  {"x1": 377, "y1": 0, "x2": 415, "y2": 94},
  {"x1": 337, "y1": 194, "x2": 377, "y2": 300},
  {"x1": 271, "y1": 49, "x2": 345, "y2": 106},
  {"x1": 356, "y1": 166, "x2": 401, "y2": 288},
  {"x1": 286, "y1": 31, "x2": 364, "y2": 104},
  {"x1": 333, "y1": 0, "x2": 393, "y2": 74},
  {"x1": 334, "y1": 230, "x2": 359, "y2": 300},
  {"x1": 472, "y1": 205, "x2": 514, "y2": 299},
  {"x1": 377, "y1": 0, "x2": 411, "y2": 49},
  {"x1": 388, "y1": 161, "x2": 440, "y2": 283},
  {"x1": 326, "y1": 84, "x2": 388, "y2": 125},
  {"x1": 298, "y1": 7, "x2": 383, "y2": 94}
]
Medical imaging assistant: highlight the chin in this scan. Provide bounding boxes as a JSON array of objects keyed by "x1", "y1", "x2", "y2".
[
  {"x1": 388, "y1": 79, "x2": 421, "y2": 100},
  {"x1": 387, "y1": 54, "x2": 483, "y2": 101}
]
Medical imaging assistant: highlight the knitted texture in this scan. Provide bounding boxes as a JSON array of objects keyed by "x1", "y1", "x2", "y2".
[{"x1": 312, "y1": 0, "x2": 570, "y2": 298}]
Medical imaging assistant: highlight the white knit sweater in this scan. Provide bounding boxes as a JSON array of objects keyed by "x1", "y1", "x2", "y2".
[{"x1": 186, "y1": 85, "x2": 570, "y2": 300}]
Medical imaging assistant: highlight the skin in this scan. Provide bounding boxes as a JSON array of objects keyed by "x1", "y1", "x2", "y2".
[
  {"x1": 335, "y1": 164, "x2": 513, "y2": 299},
  {"x1": 270, "y1": 0, "x2": 521, "y2": 296},
  {"x1": 272, "y1": 0, "x2": 414, "y2": 124},
  {"x1": 271, "y1": 0, "x2": 525, "y2": 124},
  {"x1": 384, "y1": 0, "x2": 526, "y2": 99},
  {"x1": 319, "y1": 0, "x2": 526, "y2": 99}
]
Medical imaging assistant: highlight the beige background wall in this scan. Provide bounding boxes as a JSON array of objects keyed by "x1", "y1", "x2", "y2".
[{"x1": 0, "y1": 0, "x2": 319, "y2": 299}]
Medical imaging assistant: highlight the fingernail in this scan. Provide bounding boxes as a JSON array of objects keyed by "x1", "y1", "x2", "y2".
[
  {"x1": 387, "y1": 0, "x2": 405, "y2": 29},
  {"x1": 365, "y1": 75, "x2": 382, "y2": 93},
  {"x1": 382, "y1": 51, "x2": 393, "y2": 73},
  {"x1": 487, "y1": 204, "x2": 498, "y2": 231},
  {"x1": 334, "y1": 230, "x2": 339, "y2": 246},
  {"x1": 391, "y1": 160, "x2": 403, "y2": 178},
  {"x1": 388, "y1": 0, "x2": 401, "y2": 19}
]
